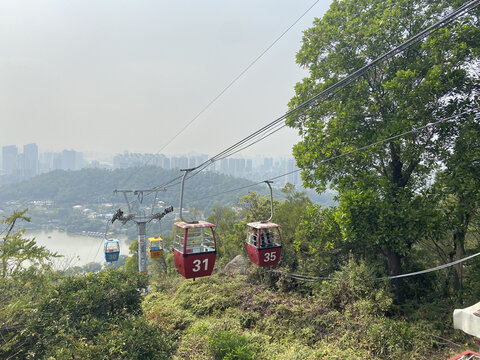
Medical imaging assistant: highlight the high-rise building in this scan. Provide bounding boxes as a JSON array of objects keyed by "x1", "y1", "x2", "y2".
[
  {"x1": 287, "y1": 158, "x2": 300, "y2": 185},
  {"x1": 246, "y1": 159, "x2": 252, "y2": 172},
  {"x1": 62, "y1": 150, "x2": 76, "y2": 170},
  {"x1": 53, "y1": 154, "x2": 62, "y2": 170},
  {"x1": 163, "y1": 157, "x2": 170, "y2": 169},
  {"x1": 2, "y1": 145, "x2": 18, "y2": 175},
  {"x1": 155, "y1": 154, "x2": 166, "y2": 168},
  {"x1": 113, "y1": 153, "x2": 129, "y2": 169},
  {"x1": 23, "y1": 143, "x2": 38, "y2": 177},
  {"x1": 17, "y1": 153, "x2": 25, "y2": 176},
  {"x1": 263, "y1": 157, "x2": 274, "y2": 172},
  {"x1": 39, "y1": 152, "x2": 53, "y2": 173},
  {"x1": 220, "y1": 159, "x2": 228, "y2": 174},
  {"x1": 171, "y1": 156, "x2": 188, "y2": 169},
  {"x1": 237, "y1": 158, "x2": 245, "y2": 174},
  {"x1": 228, "y1": 158, "x2": 236, "y2": 176},
  {"x1": 75, "y1": 151, "x2": 84, "y2": 169}
]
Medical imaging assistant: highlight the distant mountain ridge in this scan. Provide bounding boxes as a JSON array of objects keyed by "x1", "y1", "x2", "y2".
[
  {"x1": 0, "y1": 167, "x2": 268, "y2": 212},
  {"x1": 0, "y1": 167, "x2": 335, "y2": 212}
]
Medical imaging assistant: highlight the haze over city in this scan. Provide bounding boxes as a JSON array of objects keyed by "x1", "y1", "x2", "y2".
[
  {"x1": 0, "y1": 0, "x2": 331, "y2": 157},
  {"x1": 0, "y1": 142, "x2": 303, "y2": 187}
]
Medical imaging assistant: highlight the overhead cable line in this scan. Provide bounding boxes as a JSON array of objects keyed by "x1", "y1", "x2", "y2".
[
  {"x1": 377, "y1": 251, "x2": 480, "y2": 280},
  {"x1": 187, "y1": 109, "x2": 476, "y2": 202},
  {"x1": 148, "y1": 107, "x2": 475, "y2": 204},
  {"x1": 126, "y1": 0, "x2": 480, "y2": 206},
  {"x1": 93, "y1": 238, "x2": 105, "y2": 264},
  {"x1": 155, "y1": 0, "x2": 323, "y2": 154},
  {"x1": 268, "y1": 250, "x2": 480, "y2": 282},
  {"x1": 116, "y1": 0, "x2": 322, "y2": 198},
  {"x1": 169, "y1": 0, "x2": 480, "y2": 178},
  {"x1": 180, "y1": 107, "x2": 478, "y2": 203}
]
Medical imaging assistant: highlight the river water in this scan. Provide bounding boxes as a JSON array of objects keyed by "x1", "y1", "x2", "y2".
[{"x1": 27, "y1": 230, "x2": 130, "y2": 267}]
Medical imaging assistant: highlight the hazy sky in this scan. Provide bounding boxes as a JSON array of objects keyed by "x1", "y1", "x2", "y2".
[{"x1": 0, "y1": 0, "x2": 332, "y2": 157}]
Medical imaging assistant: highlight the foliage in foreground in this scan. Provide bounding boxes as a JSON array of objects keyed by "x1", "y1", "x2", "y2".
[
  {"x1": 1, "y1": 268, "x2": 175, "y2": 360},
  {"x1": 1, "y1": 195, "x2": 479, "y2": 360},
  {"x1": 143, "y1": 260, "x2": 469, "y2": 360},
  {"x1": 0, "y1": 213, "x2": 174, "y2": 360}
]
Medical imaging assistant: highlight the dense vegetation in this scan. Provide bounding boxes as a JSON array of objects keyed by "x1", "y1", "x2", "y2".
[
  {"x1": 1, "y1": 180, "x2": 480, "y2": 359},
  {"x1": 287, "y1": 0, "x2": 480, "y2": 300},
  {"x1": 0, "y1": 167, "x2": 267, "y2": 235}
]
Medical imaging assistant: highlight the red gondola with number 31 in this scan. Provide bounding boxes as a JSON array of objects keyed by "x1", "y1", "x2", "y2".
[
  {"x1": 172, "y1": 168, "x2": 217, "y2": 279},
  {"x1": 173, "y1": 221, "x2": 217, "y2": 279}
]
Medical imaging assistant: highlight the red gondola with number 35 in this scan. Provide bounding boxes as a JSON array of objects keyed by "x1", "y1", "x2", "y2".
[
  {"x1": 246, "y1": 221, "x2": 281, "y2": 266},
  {"x1": 245, "y1": 181, "x2": 282, "y2": 267}
]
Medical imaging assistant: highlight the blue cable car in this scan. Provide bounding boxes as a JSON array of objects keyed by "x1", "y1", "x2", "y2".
[{"x1": 104, "y1": 239, "x2": 120, "y2": 262}]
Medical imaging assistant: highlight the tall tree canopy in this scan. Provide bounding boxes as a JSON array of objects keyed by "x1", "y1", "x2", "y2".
[{"x1": 287, "y1": 0, "x2": 480, "y2": 290}]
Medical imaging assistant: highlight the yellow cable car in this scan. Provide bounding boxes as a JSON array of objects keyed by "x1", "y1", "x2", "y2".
[{"x1": 148, "y1": 236, "x2": 163, "y2": 258}]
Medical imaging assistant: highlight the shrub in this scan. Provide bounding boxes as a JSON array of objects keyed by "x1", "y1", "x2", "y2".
[
  {"x1": 43, "y1": 317, "x2": 175, "y2": 360},
  {"x1": 175, "y1": 275, "x2": 244, "y2": 315},
  {"x1": 12, "y1": 269, "x2": 150, "y2": 359},
  {"x1": 318, "y1": 255, "x2": 392, "y2": 314},
  {"x1": 209, "y1": 330, "x2": 257, "y2": 360}
]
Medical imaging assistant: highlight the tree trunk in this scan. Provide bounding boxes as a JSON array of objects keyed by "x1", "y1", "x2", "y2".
[
  {"x1": 453, "y1": 234, "x2": 465, "y2": 293},
  {"x1": 386, "y1": 144, "x2": 407, "y2": 302},
  {"x1": 453, "y1": 209, "x2": 470, "y2": 301},
  {"x1": 387, "y1": 247, "x2": 404, "y2": 302}
]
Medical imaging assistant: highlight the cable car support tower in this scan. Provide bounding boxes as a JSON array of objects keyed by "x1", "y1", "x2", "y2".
[{"x1": 111, "y1": 188, "x2": 173, "y2": 275}]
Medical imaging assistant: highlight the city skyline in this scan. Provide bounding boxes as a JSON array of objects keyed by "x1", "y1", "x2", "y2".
[
  {"x1": 1, "y1": 142, "x2": 302, "y2": 186},
  {"x1": 0, "y1": 142, "x2": 301, "y2": 163}
]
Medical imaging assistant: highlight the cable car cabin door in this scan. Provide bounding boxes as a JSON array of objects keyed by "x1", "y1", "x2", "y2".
[
  {"x1": 149, "y1": 249, "x2": 163, "y2": 258},
  {"x1": 246, "y1": 222, "x2": 281, "y2": 267},
  {"x1": 105, "y1": 252, "x2": 119, "y2": 262},
  {"x1": 173, "y1": 250, "x2": 216, "y2": 279},
  {"x1": 247, "y1": 244, "x2": 281, "y2": 267},
  {"x1": 173, "y1": 221, "x2": 217, "y2": 279}
]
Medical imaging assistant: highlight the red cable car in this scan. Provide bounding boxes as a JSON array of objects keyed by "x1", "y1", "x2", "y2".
[
  {"x1": 173, "y1": 221, "x2": 217, "y2": 279},
  {"x1": 246, "y1": 181, "x2": 282, "y2": 267},
  {"x1": 173, "y1": 168, "x2": 217, "y2": 279},
  {"x1": 246, "y1": 221, "x2": 281, "y2": 266}
]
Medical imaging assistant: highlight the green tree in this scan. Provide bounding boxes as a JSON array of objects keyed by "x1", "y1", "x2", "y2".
[
  {"x1": 9, "y1": 269, "x2": 175, "y2": 359},
  {"x1": 0, "y1": 210, "x2": 59, "y2": 357},
  {"x1": 209, "y1": 330, "x2": 257, "y2": 360},
  {"x1": 237, "y1": 190, "x2": 276, "y2": 223},
  {"x1": 294, "y1": 203, "x2": 343, "y2": 276},
  {"x1": 124, "y1": 238, "x2": 139, "y2": 274},
  {"x1": 434, "y1": 116, "x2": 480, "y2": 296},
  {"x1": 288, "y1": 0, "x2": 480, "y2": 298},
  {"x1": 207, "y1": 205, "x2": 244, "y2": 265},
  {"x1": 0, "y1": 209, "x2": 57, "y2": 278},
  {"x1": 275, "y1": 184, "x2": 312, "y2": 272}
]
